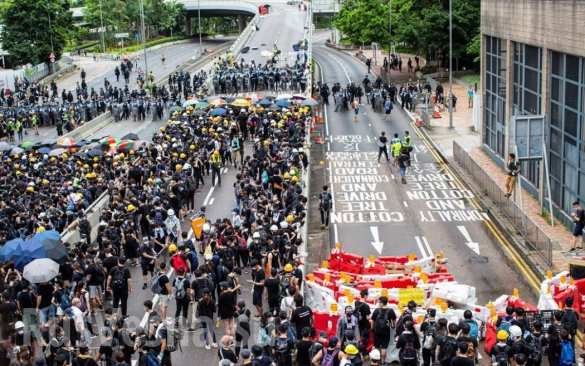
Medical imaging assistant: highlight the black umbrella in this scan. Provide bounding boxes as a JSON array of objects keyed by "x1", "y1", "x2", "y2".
[
  {"x1": 122, "y1": 133, "x2": 140, "y2": 141},
  {"x1": 87, "y1": 148, "x2": 104, "y2": 157}
]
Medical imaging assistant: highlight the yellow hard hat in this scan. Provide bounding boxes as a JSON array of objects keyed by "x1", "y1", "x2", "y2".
[
  {"x1": 36, "y1": 226, "x2": 45, "y2": 233},
  {"x1": 283, "y1": 173, "x2": 290, "y2": 180},
  {"x1": 180, "y1": 153, "x2": 186, "y2": 159},
  {"x1": 50, "y1": 157, "x2": 56, "y2": 162},
  {"x1": 189, "y1": 144, "x2": 196, "y2": 150},
  {"x1": 93, "y1": 156, "x2": 99, "y2": 162},
  {"x1": 119, "y1": 153, "x2": 125, "y2": 159},
  {"x1": 291, "y1": 176, "x2": 299, "y2": 183},
  {"x1": 175, "y1": 164, "x2": 182, "y2": 172},
  {"x1": 284, "y1": 264, "x2": 294, "y2": 273},
  {"x1": 42, "y1": 179, "x2": 49, "y2": 185},
  {"x1": 286, "y1": 214, "x2": 294, "y2": 223},
  {"x1": 213, "y1": 150, "x2": 220, "y2": 156},
  {"x1": 127, "y1": 204, "x2": 136, "y2": 212},
  {"x1": 26, "y1": 186, "x2": 34, "y2": 192},
  {"x1": 497, "y1": 330, "x2": 509, "y2": 341},
  {"x1": 344, "y1": 344, "x2": 359, "y2": 356},
  {"x1": 83, "y1": 164, "x2": 90, "y2": 169},
  {"x1": 168, "y1": 243, "x2": 178, "y2": 255}
]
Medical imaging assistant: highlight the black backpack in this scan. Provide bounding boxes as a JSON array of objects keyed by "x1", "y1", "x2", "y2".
[
  {"x1": 374, "y1": 309, "x2": 391, "y2": 335},
  {"x1": 561, "y1": 308, "x2": 579, "y2": 336},
  {"x1": 274, "y1": 337, "x2": 290, "y2": 364},
  {"x1": 400, "y1": 333, "x2": 418, "y2": 362},
  {"x1": 528, "y1": 333, "x2": 544, "y2": 364},
  {"x1": 439, "y1": 336, "x2": 457, "y2": 366},
  {"x1": 111, "y1": 268, "x2": 125, "y2": 291},
  {"x1": 319, "y1": 192, "x2": 331, "y2": 210}
]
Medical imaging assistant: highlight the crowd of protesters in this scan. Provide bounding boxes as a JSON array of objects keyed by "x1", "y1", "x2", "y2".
[
  {"x1": 0, "y1": 59, "x2": 207, "y2": 142},
  {"x1": 211, "y1": 59, "x2": 309, "y2": 95}
]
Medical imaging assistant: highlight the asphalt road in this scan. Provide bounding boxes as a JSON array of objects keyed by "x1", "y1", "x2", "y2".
[
  {"x1": 30, "y1": 40, "x2": 215, "y2": 144},
  {"x1": 240, "y1": 2, "x2": 308, "y2": 66},
  {"x1": 313, "y1": 42, "x2": 536, "y2": 305},
  {"x1": 114, "y1": 5, "x2": 308, "y2": 365}
]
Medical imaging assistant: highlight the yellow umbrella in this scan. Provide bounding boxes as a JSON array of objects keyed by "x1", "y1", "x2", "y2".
[{"x1": 232, "y1": 98, "x2": 251, "y2": 108}]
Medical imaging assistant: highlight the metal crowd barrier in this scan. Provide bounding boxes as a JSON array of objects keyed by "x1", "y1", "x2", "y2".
[{"x1": 452, "y1": 141, "x2": 554, "y2": 267}]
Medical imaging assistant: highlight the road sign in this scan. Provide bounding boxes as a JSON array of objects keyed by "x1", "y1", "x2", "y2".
[
  {"x1": 513, "y1": 115, "x2": 545, "y2": 160},
  {"x1": 49, "y1": 53, "x2": 55, "y2": 63},
  {"x1": 115, "y1": 33, "x2": 129, "y2": 39}
]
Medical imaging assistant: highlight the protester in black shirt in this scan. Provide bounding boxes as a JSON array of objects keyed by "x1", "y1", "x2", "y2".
[
  {"x1": 290, "y1": 294, "x2": 313, "y2": 338},
  {"x1": 264, "y1": 268, "x2": 281, "y2": 316},
  {"x1": 106, "y1": 257, "x2": 131, "y2": 318}
]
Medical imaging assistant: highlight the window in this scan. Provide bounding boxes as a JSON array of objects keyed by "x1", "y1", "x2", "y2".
[
  {"x1": 548, "y1": 51, "x2": 585, "y2": 210},
  {"x1": 513, "y1": 42, "x2": 542, "y2": 186},
  {"x1": 484, "y1": 36, "x2": 507, "y2": 158}
]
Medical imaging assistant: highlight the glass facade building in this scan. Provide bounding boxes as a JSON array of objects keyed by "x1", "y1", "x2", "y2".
[
  {"x1": 483, "y1": 36, "x2": 507, "y2": 158},
  {"x1": 549, "y1": 52, "x2": 585, "y2": 213},
  {"x1": 482, "y1": 34, "x2": 585, "y2": 220}
]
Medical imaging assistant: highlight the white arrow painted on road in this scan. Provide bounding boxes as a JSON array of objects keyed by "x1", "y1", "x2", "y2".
[
  {"x1": 370, "y1": 226, "x2": 384, "y2": 254},
  {"x1": 457, "y1": 225, "x2": 480, "y2": 255}
]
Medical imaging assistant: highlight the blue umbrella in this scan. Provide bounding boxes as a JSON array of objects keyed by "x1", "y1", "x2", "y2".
[
  {"x1": 275, "y1": 99, "x2": 290, "y2": 108},
  {"x1": 258, "y1": 98, "x2": 273, "y2": 106},
  {"x1": 0, "y1": 238, "x2": 25, "y2": 262},
  {"x1": 37, "y1": 147, "x2": 51, "y2": 154},
  {"x1": 210, "y1": 107, "x2": 227, "y2": 116},
  {"x1": 31, "y1": 230, "x2": 67, "y2": 263}
]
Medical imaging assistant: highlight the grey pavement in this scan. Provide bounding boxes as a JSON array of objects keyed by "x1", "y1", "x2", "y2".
[
  {"x1": 26, "y1": 41, "x2": 214, "y2": 144},
  {"x1": 241, "y1": 2, "x2": 308, "y2": 66},
  {"x1": 117, "y1": 6, "x2": 308, "y2": 366},
  {"x1": 313, "y1": 43, "x2": 536, "y2": 304}
]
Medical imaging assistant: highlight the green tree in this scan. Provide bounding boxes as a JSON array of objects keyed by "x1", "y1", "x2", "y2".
[
  {"x1": 334, "y1": 0, "x2": 480, "y2": 68},
  {"x1": 83, "y1": 0, "x2": 133, "y2": 46},
  {"x1": 1, "y1": 0, "x2": 73, "y2": 65},
  {"x1": 158, "y1": 1, "x2": 184, "y2": 36}
]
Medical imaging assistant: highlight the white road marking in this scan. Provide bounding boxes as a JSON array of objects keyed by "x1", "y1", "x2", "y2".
[
  {"x1": 209, "y1": 198, "x2": 215, "y2": 206},
  {"x1": 369, "y1": 226, "x2": 384, "y2": 254},
  {"x1": 333, "y1": 223, "x2": 339, "y2": 244},
  {"x1": 422, "y1": 236, "x2": 434, "y2": 257},
  {"x1": 403, "y1": 201, "x2": 409, "y2": 207},
  {"x1": 414, "y1": 236, "x2": 427, "y2": 258},
  {"x1": 203, "y1": 186, "x2": 215, "y2": 205},
  {"x1": 457, "y1": 225, "x2": 481, "y2": 255}
]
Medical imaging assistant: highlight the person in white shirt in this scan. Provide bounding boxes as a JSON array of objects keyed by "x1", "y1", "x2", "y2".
[{"x1": 70, "y1": 297, "x2": 88, "y2": 343}]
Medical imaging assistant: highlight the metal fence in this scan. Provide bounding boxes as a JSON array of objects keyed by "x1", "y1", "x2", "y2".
[{"x1": 453, "y1": 141, "x2": 554, "y2": 267}]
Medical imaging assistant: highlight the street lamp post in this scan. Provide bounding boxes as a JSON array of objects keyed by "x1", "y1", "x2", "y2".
[
  {"x1": 198, "y1": 0, "x2": 202, "y2": 51},
  {"x1": 448, "y1": 0, "x2": 453, "y2": 129},
  {"x1": 139, "y1": 0, "x2": 149, "y2": 80},
  {"x1": 98, "y1": 0, "x2": 106, "y2": 53},
  {"x1": 388, "y1": 0, "x2": 391, "y2": 63}
]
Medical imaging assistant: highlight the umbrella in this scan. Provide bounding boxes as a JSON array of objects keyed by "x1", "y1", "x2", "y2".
[
  {"x1": 224, "y1": 96, "x2": 236, "y2": 103},
  {"x1": 275, "y1": 99, "x2": 290, "y2": 108},
  {"x1": 292, "y1": 94, "x2": 306, "y2": 100},
  {"x1": 100, "y1": 136, "x2": 118, "y2": 146},
  {"x1": 0, "y1": 238, "x2": 25, "y2": 262},
  {"x1": 87, "y1": 148, "x2": 104, "y2": 158},
  {"x1": 182, "y1": 99, "x2": 198, "y2": 108},
  {"x1": 37, "y1": 146, "x2": 52, "y2": 154},
  {"x1": 258, "y1": 98, "x2": 273, "y2": 107},
  {"x1": 20, "y1": 141, "x2": 35, "y2": 149},
  {"x1": 10, "y1": 147, "x2": 24, "y2": 156},
  {"x1": 49, "y1": 148, "x2": 66, "y2": 156},
  {"x1": 116, "y1": 140, "x2": 136, "y2": 153},
  {"x1": 32, "y1": 230, "x2": 68, "y2": 263},
  {"x1": 195, "y1": 101, "x2": 209, "y2": 110},
  {"x1": 0, "y1": 142, "x2": 11, "y2": 152},
  {"x1": 208, "y1": 98, "x2": 226, "y2": 107},
  {"x1": 23, "y1": 258, "x2": 60, "y2": 283},
  {"x1": 301, "y1": 98, "x2": 319, "y2": 106},
  {"x1": 56, "y1": 137, "x2": 76, "y2": 148},
  {"x1": 210, "y1": 107, "x2": 227, "y2": 116},
  {"x1": 276, "y1": 94, "x2": 293, "y2": 100},
  {"x1": 122, "y1": 133, "x2": 139, "y2": 141},
  {"x1": 232, "y1": 98, "x2": 251, "y2": 108}
]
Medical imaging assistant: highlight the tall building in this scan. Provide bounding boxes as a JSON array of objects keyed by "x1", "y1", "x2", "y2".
[{"x1": 480, "y1": 0, "x2": 585, "y2": 223}]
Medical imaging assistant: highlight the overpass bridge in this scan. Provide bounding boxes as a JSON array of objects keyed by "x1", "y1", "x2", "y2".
[{"x1": 178, "y1": 0, "x2": 258, "y2": 33}]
